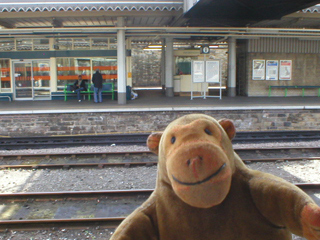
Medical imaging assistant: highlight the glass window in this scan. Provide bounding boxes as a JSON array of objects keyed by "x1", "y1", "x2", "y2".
[
  {"x1": 56, "y1": 58, "x2": 91, "y2": 90},
  {"x1": 92, "y1": 38, "x2": 109, "y2": 50},
  {"x1": 74, "y1": 38, "x2": 90, "y2": 50},
  {"x1": 17, "y1": 39, "x2": 32, "y2": 51},
  {"x1": 56, "y1": 57, "x2": 118, "y2": 90},
  {"x1": 0, "y1": 59, "x2": 11, "y2": 89},
  {"x1": 110, "y1": 38, "x2": 117, "y2": 49},
  {"x1": 33, "y1": 39, "x2": 49, "y2": 51},
  {"x1": 175, "y1": 56, "x2": 197, "y2": 75},
  {"x1": 32, "y1": 61, "x2": 50, "y2": 87},
  {"x1": 0, "y1": 39, "x2": 15, "y2": 51},
  {"x1": 55, "y1": 38, "x2": 73, "y2": 50},
  {"x1": 92, "y1": 58, "x2": 117, "y2": 84}
]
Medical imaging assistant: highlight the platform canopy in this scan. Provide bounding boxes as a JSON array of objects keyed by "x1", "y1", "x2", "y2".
[
  {"x1": 0, "y1": 0, "x2": 319, "y2": 29},
  {"x1": 0, "y1": 0, "x2": 319, "y2": 40},
  {"x1": 0, "y1": 0, "x2": 183, "y2": 29},
  {"x1": 185, "y1": 0, "x2": 320, "y2": 27}
]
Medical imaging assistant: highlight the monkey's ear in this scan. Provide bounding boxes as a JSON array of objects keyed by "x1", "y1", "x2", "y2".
[
  {"x1": 218, "y1": 119, "x2": 236, "y2": 140},
  {"x1": 147, "y1": 132, "x2": 162, "y2": 155}
]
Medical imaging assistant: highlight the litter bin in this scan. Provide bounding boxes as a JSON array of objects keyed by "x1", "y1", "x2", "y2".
[{"x1": 126, "y1": 85, "x2": 132, "y2": 100}]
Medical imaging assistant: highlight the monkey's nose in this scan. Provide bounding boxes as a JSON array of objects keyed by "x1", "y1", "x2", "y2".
[{"x1": 186, "y1": 156, "x2": 203, "y2": 166}]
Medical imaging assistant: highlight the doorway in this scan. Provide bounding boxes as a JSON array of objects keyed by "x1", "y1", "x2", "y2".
[{"x1": 13, "y1": 60, "x2": 51, "y2": 100}]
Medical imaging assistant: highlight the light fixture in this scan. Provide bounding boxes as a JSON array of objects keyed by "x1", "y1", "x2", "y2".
[
  {"x1": 143, "y1": 47, "x2": 162, "y2": 51},
  {"x1": 148, "y1": 45, "x2": 162, "y2": 48}
]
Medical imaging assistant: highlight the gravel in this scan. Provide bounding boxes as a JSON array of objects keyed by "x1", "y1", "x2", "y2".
[{"x1": 0, "y1": 140, "x2": 319, "y2": 240}]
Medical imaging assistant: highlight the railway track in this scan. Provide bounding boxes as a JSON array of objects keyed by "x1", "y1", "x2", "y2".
[
  {"x1": 1, "y1": 130, "x2": 320, "y2": 149},
  {"x1": 0, "y1": 147, "x2": 319, "y2": 169},
  {"x1": 0, "y1": 184, "x2": 319, "y2": 231},
  {"x1": 0, "y1": 190, "x2": 151, "y2": 230},
  {"x1": 0, "y1": 144, "x2": 319, "y2": 235}
]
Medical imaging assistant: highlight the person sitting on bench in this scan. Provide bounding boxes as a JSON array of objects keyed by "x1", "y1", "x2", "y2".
[{"x1": 73, "y1": 75, "x2": 87, "y2": 102}]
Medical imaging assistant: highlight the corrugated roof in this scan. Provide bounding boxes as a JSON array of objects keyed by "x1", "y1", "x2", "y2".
[
  {"x1": 301, "y1": 4, "x2": 320, "y2": 13},
  {"x1": 0, "y1": 0, "x2": 183, "y2": 12}
]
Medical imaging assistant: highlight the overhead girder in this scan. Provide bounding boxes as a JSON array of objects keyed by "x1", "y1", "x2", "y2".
[{"x1": 1, "y1": 27, "x2": 320, "y2": 40}]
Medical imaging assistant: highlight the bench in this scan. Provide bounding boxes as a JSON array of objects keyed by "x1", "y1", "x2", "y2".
[
  {"x1": 89, "y1": 82, "x2": 115, "y2": 100},
  {"x1": 63, "y1": 84, "x2": 91, "y2": 101},
  {"x1": 268, "y1": 85, "x2": 320, "y2": 97}
]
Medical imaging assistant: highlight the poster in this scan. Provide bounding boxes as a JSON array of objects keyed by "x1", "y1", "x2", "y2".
[
  {"x1": 206, "y1": 60, "x2": 220, "y2": 83},
  {"x1": 192, "y1": 60, "x2": 205, "y2": 83},
  {"x1": 266, "y1": 60, "x2": 278, "y2": 80},
  {"x1": 279, "y1": 60, "x2": 292, "y2": 80},
  {"x1": 252, "y1": 60, "x2": 265, "y2": 80}
]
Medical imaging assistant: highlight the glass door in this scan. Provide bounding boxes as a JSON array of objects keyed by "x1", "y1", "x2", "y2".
[
  {"x1": 32, "y1": 60, "x2": 51, "y2": 100},
  {"x1": 13, "y1": 61, "x2": 33, "y2": 100},
  {"x1": 13, "y1": 60, "x2": 51, "y2": 100}
]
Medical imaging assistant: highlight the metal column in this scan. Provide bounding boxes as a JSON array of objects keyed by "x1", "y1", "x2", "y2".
[
  {"x1": 165, "y1": 37, "x2": 174, "y2": 97},
  {"x1": 227, "y1": 37, "x2": 236, "y2": 97},
  {"x1": 117, "y1": 17, "x2": 126, "y2": 104}
]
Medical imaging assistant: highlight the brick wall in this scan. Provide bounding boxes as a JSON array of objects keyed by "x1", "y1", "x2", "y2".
[{"x1": 0, "y1": 109, "x2": 319, "y2": 137}]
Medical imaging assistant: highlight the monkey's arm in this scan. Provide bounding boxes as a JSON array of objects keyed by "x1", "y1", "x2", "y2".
[
  {"x1": 110, "y1": 198, "x2": 158, "y2": 240},
  {"x1": 249, "y1": 171, "x2": 320, "y2": 240}
]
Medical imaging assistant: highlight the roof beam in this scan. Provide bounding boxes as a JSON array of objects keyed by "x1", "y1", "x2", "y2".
[
  {"x1": 1, "y1": 26, "x2": 320, "y2": 39},
  {"x1": 0, "y1": 20, "x2": 14, "y2": 28},
  {"x1": 52, "y1": 18, "x2": 63, "y2": 28}
]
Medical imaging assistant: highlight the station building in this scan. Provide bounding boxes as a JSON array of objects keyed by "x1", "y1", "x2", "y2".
[{"x1": 0, "y1": 0, "x2": 320, "y2": 103}]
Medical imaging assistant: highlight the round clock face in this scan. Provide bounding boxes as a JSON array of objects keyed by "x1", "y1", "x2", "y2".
[{"x1": 202, "y1": 46, "x2": 210, "y2": 54}]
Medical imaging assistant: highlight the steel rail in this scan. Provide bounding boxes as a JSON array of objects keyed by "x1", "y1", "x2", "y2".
[
  {"x1": 0, "y1": 146, "x2": 319, "y2": 157},
  {"x1": 0, "y1": 189, "x2": 154, "y2": 198},
  {"x1": 1, "y1": 130, "x2": 320, "y2": 149},
  {"x1": 242, "y1": 157, "x2": 320, "y2": 162},
  {"x1": 235, "y1": 146, "x2": 320, "y2": 151},
  {"x1": 0, "y1": 146, "x2": 319, "y2": 158},
  {"x1": 0, "y1": 147, "x2": 319, "y2": 169},
  {"x1": 0, "y1": 158, "x2": 319, "y2": 169},
  {"x1": 0, "y1": 185, "x2": 318, "y2": 230},
  {"x1": 0, "y1": 150, "x2": 151, "y2": 158},
  {"x1": 0, "y1": 184, "x2": 317, "y2": 198},
  {"x1": 0, "y1": 162, "x2": 158, "y2": 169},
  {"x1": 0, "y1": 217, "x2": 124, "y2": 230}
]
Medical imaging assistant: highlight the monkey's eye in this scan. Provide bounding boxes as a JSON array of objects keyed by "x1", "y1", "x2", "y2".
[
  {"x1": 171, "y1": 136, "x2": 176, "y2": 144},
  {"x1": 204, "y1": 128, "x2": 212, "y2": 135}
]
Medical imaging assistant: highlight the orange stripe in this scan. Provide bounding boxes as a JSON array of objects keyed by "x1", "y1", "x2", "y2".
[
  {"x1": 93, "y1": 66, "x2": 117, "y2": 70},
  {"x1": 57, "y1": 66, "x2": 117, "y2": 71},
  {"x1": 33, "y1": 76, "x2": 50, "y2": 80},
  {"x1": 33, "y1": 67, "x2": 50, "y2": 71},
  {"x1": 103, "y1": 74, "x2": 117, "y2": 79},
  {"x1": 57, "y1": 66, "x2": 91, "y2": 71},
  {"x1": 57, "y1": 75, "x2": 80, "y2": 80},
  {"x1": 1, "y1": 77, "x2": 10, "y2": 81},
  {"x1": 58, "y1": 74, "x2": 117, "y2": 80}
]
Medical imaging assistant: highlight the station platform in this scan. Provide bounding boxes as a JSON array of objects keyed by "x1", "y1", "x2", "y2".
[
  {"x1": 0, "y1": 90, "x2": 319, "y2": 137},
  {"x1": 0, "y1": 90, "x2": 319, "y2": 115}
]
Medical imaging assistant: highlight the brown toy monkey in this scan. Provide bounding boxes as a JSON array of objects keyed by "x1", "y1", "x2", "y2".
[{"x1": 111, "y1": 114, "x2": 320, "y2": 240}]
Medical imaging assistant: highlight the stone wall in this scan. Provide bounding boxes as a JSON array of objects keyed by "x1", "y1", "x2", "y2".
[
  {"x1": 131, "y1": 46, "x2": 228, "y2": 88},
  {"x1": 132, "y1": 47, "x2": 161, "y2": 87},
  {"x1": 206, "y1": 49, "x2": 228, "y2": 88},
  {"x1": 0, "y1": 109, "x2": 319, "y2": 137}
]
